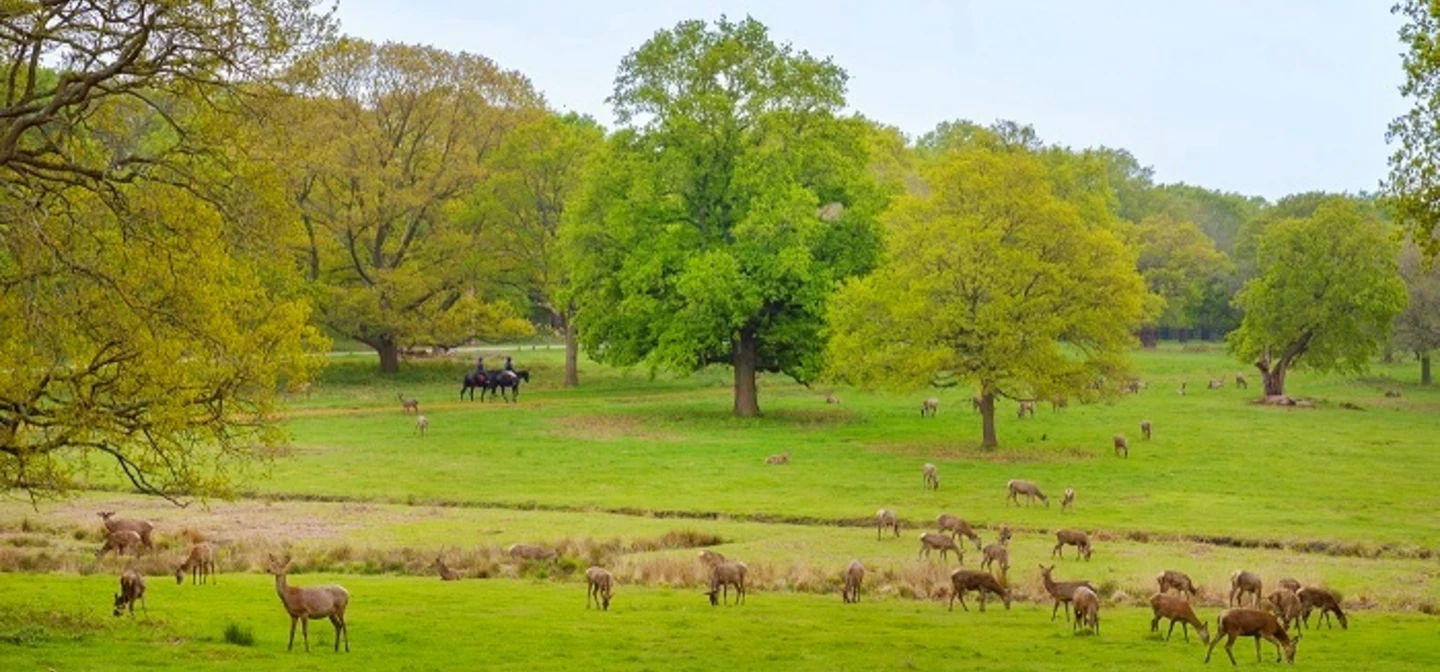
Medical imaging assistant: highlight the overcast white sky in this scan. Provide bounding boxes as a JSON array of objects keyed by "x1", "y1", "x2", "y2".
[{"x1": 332, "y1": 1, "x2": 1407, "y2": 201}]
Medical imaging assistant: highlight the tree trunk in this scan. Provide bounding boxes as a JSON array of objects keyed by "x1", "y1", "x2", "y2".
[
  {"x1": 1138, "y1": 327, "x2": 1158, "y2": 349},
  {"x1": 979, "y1": 392, "x2": 998, "y2": 449},
  {"x1": 376, "y1": 336, "x2": 400, "y2": 374},
  {"x1": 1423, "y1": 353, "x2": 1433, "y2": 386},
  {"x1": 1257, "y1": 359, "x2": 1287, "y2": 397},
  {"x1": 732, "y1": 329, "x2": 760, "y2": 417},
  {"x1": 563, "y1": 314, "x2": 579, "y2": 388},
  {"x1": 1177, "y1": 327, "x2": 1189, "y2": 343}
]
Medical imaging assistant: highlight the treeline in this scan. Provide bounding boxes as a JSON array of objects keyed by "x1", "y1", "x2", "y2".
[{"x1": 1, "y1": 5, "x2": 1437, "y2": 496}]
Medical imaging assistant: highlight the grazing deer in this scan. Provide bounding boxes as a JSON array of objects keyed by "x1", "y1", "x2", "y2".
[
  {"x1": 706, "y1": 561, "x2": 747, "y2": 606},
  {"x1": 113, "y1": 569, "x2": 147, "y2": 617},
  {"x1": 398, "y1": 393, "x2": 420, "y2": 414},
  {"x1": 1140, "y1": 419, "x2": 1152, "y2": 440},
  {"x1": 175, "y1": 543, "x2": 216, "y2": 585},
  {"x1": 922, "y1": 463, "x2": 939, "y2": 490},
  {"x1": 1267, "y1": 589, "x2": 1303, "y2": 633},
  {"x1": 98, "y1": 511, "x2": 154, "y2": 550},
  {"x1": 1006, "y1": 479, "x2": 1048, "y2": 507},
  {"x1": 1016, "y1": 400, "x2": 1036, "y2": 418},
  {"x1": 918, "y1": 532, "x2": 965, "y2": 564},
  {"x1": 1039, "y1": 564, "x2": 1094, "y2": 622},
  {"x1": 96, "y1": 530, "x2": 143, "y2": 559},
  {"x1": 1124, "y1": 380, "x2": 1142, "y2": 395},
  {"x1": 765, "y1": 450, "x2": 791, "y2": 465},
  {"x1": 1072, "y1": 586, "x2": 1100, "y2": 634},
  {"x1": 267, "y1": 555, "x2": 350, "y2": 653},
  {"x1": 876, "y1": 509, "x2": 900, "y2": 540},
  {"x1": 921, "y1": 397, "x2": 939, "y2": 417},
  {"x1": 1052, "y1": 529, "x2": 1093, "y2": 561},
  {"x1": 935, "y1": 514, "x2": 983, "y2": 549},
  {"x1": 1235, "y1": 373, "x2": 1248, "y2": 389},
  {"x1": 586, "y1": 566, "x2": 614, "y2": 611},
  {"x1": 841, "y1": 560, "x2": 864, "y2": 604},
  {"x1": 1150, "y1": 592, "x2": 1210, "y2": 643},
  {"x1": 1156, "y1": 570, "x2": 1197, "y2": 600},
  {"x1": 1061, "y1": 487, "x2": 1076, "y2": 511},
  {"x1": 948, "y1": 569, "x2": 1011, "y2": 612},
  {"x1": 697, "y1": 549, "x2": 726, "y2": 567},
  {"x1": 1113, "y1": 434, "x2": 1129, "y2": 458},
  {"x1": 1296, "y1": 587, "x2": 1347, "y2": 630},
  {"x1": 415, "y1": 414, "x2": 429, "y2": 437},
  {"x1": 979, "y1": 542, "x2": 1009, "y2": 580},
  {"x1": 1229, "y1": 570, "x2": 1263, "y2": 608},
  {"x1": 1277, "y1": 578, "x2": 1301, "y2": 593},
  {"x1": 1204, "y1": 608, "x2": 1299, "y2": 665},
  {"x1": 432, "y1": 557, "x2": 460, "y2": 581}
]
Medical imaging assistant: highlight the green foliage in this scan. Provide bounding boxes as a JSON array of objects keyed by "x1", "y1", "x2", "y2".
[
  {"x1": 1395, "y1": 242, "x2": 1440, "y2": 372},
  {"x1": 1229, "y1": 197, "x2": 1407, "y2": 394},
  {"x1": 827, "y1": 144, "x2": 1147, "y2": 446},
  {"x1": 1387, "y1": 0, "x2": 1440, "y2": 259},
  {"x1": 1134, "y1": 215, "x2": 1230, "y2": 329},
  {"x1": 565, "y1": 16, "x2": 888, "y2": 415}
]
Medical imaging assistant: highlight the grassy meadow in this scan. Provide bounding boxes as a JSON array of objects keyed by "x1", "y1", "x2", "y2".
[{"x1": 2, "y1": 344, "x2": 1439, "y2": 669}]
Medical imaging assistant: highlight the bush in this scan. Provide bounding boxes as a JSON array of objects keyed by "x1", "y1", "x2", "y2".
[{"x1": 224, "y1": 623, "x2": 254, "y2": 647}]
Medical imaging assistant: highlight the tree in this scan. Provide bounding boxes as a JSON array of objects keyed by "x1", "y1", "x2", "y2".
[
  {"x1": 828, "y1": 146, "x2": 1148, "y2": 447},
  {"x1": 1396, "y1": 242, "x2": 1440, "y2": 385},
  {"x1": 1388, "y1": 0, "x2": 1440, "y2": 259},
  {"x1": 1228, "y1": 198, "x2": 1407, "y2": 397},
  {"x1": 0, "y1": 1, "x2": 334, "y2": 501},
  {"x1": 281, "y1": 38, "x2": 539, "y2": 373},
  {"x1": 1134, "y1": 216, "x2": 1230, "y2": 344},
  {"x1": 564, "y1": 17, "x2": 888, "y2": 416},
  {"x1": 481, "y1": 113, "x2": 604, "y2": 387}
]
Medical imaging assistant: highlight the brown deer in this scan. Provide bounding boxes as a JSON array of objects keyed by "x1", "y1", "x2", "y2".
[
  {"x1": 706, "y1": 561, "x2": 747, "y2": 606},
  {"x1": 935, "y1": 514, "x2": 983, "y2": 549},
  {"x1": 1150, "y1": 592, "x2": 1210, "y2": 643},
  {"x1": 1113, "y1": 434, "x2": 1129, "y2": 458},
  {"x1": 1229, "y1": 570, "x2": 1263, "y2": 608},
  {"x1": 398, "y1": 393, "x2": 420, "y2": 414},
  {"x1": 996, "y1": 523, "x2": 1012, "y2": 545},
  {"x1": 921, "y1": 397, "x2": 939, "y2": 417},
  {"x1": 1140, "y1": 419, "x2": 1152, "y2": 440},
  {"x1": 96, "y1": 530, "x2": 143, "y2": 559},
  {"x1": 765, "y1": 450, "x2": 791, "y2": 465},
  {"x1": 1204, "y1": 608, "x2": 1299, "y2": 665},
  {"x1": 1050, "y1": 395, "x2": 1068, "y2": 412},
  {"x1": 506, "y1": 543, "x2": 558, "y2": 562},
  {"x1": 841, "y1": 560, "x2": 864, "y2": 604},
  {"x1": 948, "y1": 569, "x2": 1011, "y2": 612},
  {"x1": 1296, "y1": 587, "x2": 1347, "y2": 630},
  {"x1": 1039, "y1": 564, "x2": 1094, "y2": 621},
  {"x1": 1072, "y1": 586, "x2": 1099, "y2": 633},
  {"x1": 1016, "y1": 400, "x2": 1036, "y2": 418},
  {"x1": 824, "y1": 392, "x2": 841, "y2": 404},
  {"x1": 1052, "y1": 529, "x2": 1093, "y2": 561},
  {"x1": 1156, "y1": 570, "x2": 1197, "y2": 600},
  {"x1": 876, "y1": 509, "x2": 900, "y2": 540},
  {"x1": 432, "y1": 557, "x2": 460, "y2": 581},
  {"x1": 918, "y1": 532, "x2": 964, "y2": 564},
  {"x1": 1207, "y1": 378, "x2": 1224, "y2": 389},
  {"x1": 697, "y1": 549, "x2": 726, "y2": 567},
  {"x1": 586, "y1": 566, "x2": 614, "y2": 611},
  {"x1": 1061, "y1": 487, "x2": 1076, "y2": 511},
  {"x1": 1177, "y1": 381, "x2": 1188, "y2": 395},
  {"x1": 98, "y1": 511, "x2": 154, "y2": 550},
  {"x1": 267, "y1": 555, "x2": 350, "y2": 652},
  {"x1": 979, "y1": 542, "x2": 1009, "y2": 580},
  {"x1": 415, "y1": 414, "x2": 429, "y2": 437},
  {"x1": 922, "y1": 463, "x2": 939, "y2": 490},
  {"x1": 1266, "y1": 589, "x2": 1303, "y2": 632},
  {"x1": 1006, "y1": 479, "x2": 1048, "y2": 507},
  {"x1": 1277, "y1": 577, "x2": 1301, "y2": 593},
  {"x1": 175, "y1": 542, "x2": 216, "y2": 585},
  {"x1": 113, "y1": 569, "x2": 147, "y2": 617},
  {"x1": 1235, "y1": 373, "x2": 1248, "y2": 389}
]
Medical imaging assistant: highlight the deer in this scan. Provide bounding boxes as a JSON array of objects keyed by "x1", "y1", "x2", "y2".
[
  {"x1": 1039, "y1": 564, "x2": 1094, "y2": 622},
  {"x1": 948, "y1": 569, "x2": 1011, "y2": 612},
  {"x1": 507, "y1": 544, "x2": 558, "y2": 562},
  {"x1": 586, "y1": 566, "x2": 614, "y2": 611},
  {"x1": 1113, "y1": 434, "x2": 1128, "y2": 458},
  {"x1": 398, "y1": 393, "x2": 419, "y2": 414},
  {"x1": 1141, "y1": 419, "x2": 1152, "y2": 440},
  {"x1": 1207, "y1": 378, "x2": 1224, "y2": 390},
  {"x1": 1052, "y1": 529, "x2": 1093, "y2": 561},
  {"x1": 431, "y1": 557, "x2": 460, "y2": 581},
  {"x1": 1235, "y1": 373, "x2": 1249, "y2": 389},
  {"x1": 996, "y1": 523, "x2": 1012, "y2": 545},
  {"x1": 1296, "y1": 587, "x2": 1347, "y2": 630},
  {"x1": 918, "y1": 532, "x2": 965, "y2": 564},
  {"x1": 113, "y1": 569, "x2": 147, "y2": 617},
  {"x1": 1006, "y1": 479, "x2": 1048, "y2": 507},
  {"x1": 267, "y1": 554, "x2": 350, "y2": 653},
  {"x1": 922, "y1": 463, "x2": 939, "y2": 490},
  {"x1": 1050, "y1": 395, "x2": 1068, "y2": 412},
  {"x1": 921, "y1": 397, "x2": 939, "y2": 417},
  {"x1": 1061, "y1": 487, "x2": 1076, "y2": 511},
  {"x1": 1150, "y1": 592, "x2": 1210, "y2": 644},
  {"x1": 97, "y1": 511, "x2": 154, "y2": 550},
  {"x1": 1229, "y1": 570, "x2": 1263, "y2": 608},
  {"x1": 841, "y1": 560, "x2": 864, "y2": 604},
  {"x1": 979, "y1": 542, "x2": 1009, "y2": 580},
  {"x1": 765, "y1": 450, "x2": 791, "y2": 465},
  {"x1": 1204, "y1": 608, "x2": 1299, "y2": 665},
  {"x1": 175, "y1": 542, "x2": 216, "y2": 585},
  {"x1": 1277, "y1": 578, "x2": 1301, "y2": 594},
  {"x1": 1072, "y1": 586, "x2": 1100, "y2": 634},
  {"x1": 876, "y1": 509, "x2": 900, "y2": 540},
  {"x1": 1178, "y1": 381, "x2": 1188, "y2": 395},
  {"x1": 415, "y1": 414, "x2": 429, "y2": 437},
  {"x1": 96, "y1": 530, "x2": 143, "y2": 559},
  {"x1": 697, "y1": 549, "x2": 727, "y2": 567},
  {"x1": 935, "y1": 514, "x2": 983, "y2": 549},
  {"x1": 1156, "y1": 570, "x2": 1198, "y2": 600},
  {"x1": 706, "y1": 561, "x2": 747, "y2": 606},
  {"x1": 1267, "y1": 589, "x2": 1303, "y2": 633},
  {"x1": 824, "y1": 392, "x2": 841, "y2": 404},
  {"x1": 1016, "y1": 400, "x2": 1036, "y2": 418}
]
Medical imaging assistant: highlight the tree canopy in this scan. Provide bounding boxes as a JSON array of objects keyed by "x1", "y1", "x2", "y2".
[
  {"x1": 1388, "y1": 0, "x2": 1440, "y2": 259},
  {"x1": 1396, "y1": 242, "x2": 1440, "y2": 385}
]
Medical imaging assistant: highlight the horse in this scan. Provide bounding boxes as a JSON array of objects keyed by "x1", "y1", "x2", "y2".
[
  {"x1": 484, "y1": 370, "x2": 530, "y2": 403},
  {"x1": 461, "y1": 371, "x2": 490, "y2": 401}
]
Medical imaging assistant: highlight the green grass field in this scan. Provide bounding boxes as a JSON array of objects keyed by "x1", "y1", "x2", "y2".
[{"x1": 2, "y1": 344, "x2": 1438, "y2": 669}]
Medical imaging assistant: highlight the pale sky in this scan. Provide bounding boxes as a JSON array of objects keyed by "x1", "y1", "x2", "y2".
[{"x1": 333, "y1": 1, "x2": 1406, "y2": 201}]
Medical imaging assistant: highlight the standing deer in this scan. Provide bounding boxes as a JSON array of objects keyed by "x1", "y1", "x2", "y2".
[
  {"x1": 921, "y1": 397, "x2": 939, "y2": 417},
  {"x1": 96, "y1": 530, "x2": 143, "y2": 559},
  {"x1": 1072, "y1": 586, "x2": 1100, "y2": 634},
  {"x1": 1039, "y1": 564, "x2": 1094, "y2": 622},
  {"x1": 586, "y1": 566, "x2": 614, "y2": 611},
  {"x1": 415, "y1": 414, "x2": 429, "y2": 437},
  {"x1": 1178, "y1": 382, "x2": 1188, "y2": 395},
  {"x1": 979, "y1": 542, "x2": 1010, "y2": 580},
  {"x1": 1204, "y1": 608, "x2": 1299, "y2": 665},
  {"x1": 1016, "y1": 400, "x2": 1036, "y2": 418},
  {"x1": 267, "y1": 555, "x2": 350, "y2": 653},
  {"x1": 1006, "y1": 479, "x2": 1048, "y2": 507},
  {"x1": 398, "y1": 393, "x2": 419, "y2": 414},
  {"x1": 841, "y1": 560, "x2": 864, "y2": 604},
  {"x1": 922, "y1": 463, "x2": 939, "y2": 490},
  {"x1": 1061, "y1": 487, "x2": 1076, "y2": 511},
  {"x1": 876, "y1": 509, "x2": 900, "y2": 540},
  {"x1": 1235, "y1": 373, "x2": 1248, "y2": 389},
  {"x1": 1140, "y1": 419, "x2": 1152, "y2": 440},
  {"x1": 113, "y1": 569, "x2": 147, "y2": 617},
  {"x1": 98, "y1": 511, "x2": 154, "y2": 550},
  {"x1": 1229, "y1": 570, "x2": 1263, "y2": 608},
  {"x1": 918, "y1": 532, "x2": 965, "y2": 564},
  {"x1": 1113, "y1": 434, "x2": 1129, "y2": 458},
  {"x1": 175, "y1": 542, "x2": 216, "y2": 585}
]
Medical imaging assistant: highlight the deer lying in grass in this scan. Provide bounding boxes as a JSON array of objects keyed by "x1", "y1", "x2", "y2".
[
  {"x1": 922, "y1": 463, "x2": 939, "y2": 490},
  {"x1": 824, "y1": 392, "x2": 841, "y2": 404},
  {"x1": 1235, "y1": 373, "x2": 1248, "y2": 389},
  {"x1": 268, "y1": 555, "x2": 350, "y2": 652},
  {"x1": 935, "y1": 514, "x2": 983, "y2": 549},
  {"x1": 1208, "y1": 378, "x2": 1224, "y2": 389},
  {"x1": 1204, "y1": 608, "x2": 1299, "y2": 665},
  {"x1": 1016, "y1": 400, "x2": 1036, "y2": 418},
  {"x1": 876, "y1": 509, "x2": 900, "y2": 540},
  {"x1": 921, "y1": 397, "x2": 939, "y2": 417},
  {"x1": 1072, "y1": 586, "x2": 1100, "y2": 633},
  {"x1": 1150, "y1": 592, "x2": 1210, "y2": 643},
  {"x1": 1113, "y1": 434, "x2": 1128, "y2": 458},
  {"x1": 765, "y1": 450, "x2": 791, "y2": 465},
  {"x1": 415, "y1": 415, "x2": 429, "y2": 437},
  {"x1": 948, "y1": 569, "x2": 1011, "y2": 612},
  {"x1": 98, "y1": 511, "x2": 154, "y2": 550},
  {"x1": 1229, "y1": 570, "x2": 1263, "y2": 608},
  {"x1": 697, "y1": 549, "x2": 726, "y2": 566},
  {"x1": 918, "y1": 532, "x2": 964, "y2": 564},
  {"x1": 1141, "y1": 419, "x2": 1152, "y2": 440},
  {"x1": 980, "y1": 542, "x2": 1009, "y2": 579},
  {"x1": 1296, "y1": 587, "x2": 1347, "y2": 630},
  {"x1": 398, "y1": 393, "x2": 420, "y2": 413},
  {"x1": 175, "y1": 542, "x2": 216, "y2": 585},
  {"x1": 1006, "y1": 479, "x2": 1049, "y2": 507},
  {"x1": 706, "y1": 561, "x2": 747, "y2": 606},
  {"x1": 96, "y1": 530, "x2": 143, "y2": 559},
  {"x1": 1061, "y1": 487, "x2": 1076, "y2": 511},
  {"x1": 1040, "y1": 564, "x2": 1094, "y2": 622},
  {"x1": 1052, "y1": 529, "x2": 1092, "y2": 561},
  {"x1": 506, "y1": 543, "x2": 558, "y2": 562},
  {"x1": 1266, "y1": 589, "x2": 1303, "y2": 632},
  {"x1": 1156, "y1": 570, "x2": 1197, "y2": 600},
  {"x1": 841, "y1": 560, "x2": 864, "y2": 604},
  {"x1": 586, "y1": 566, "x2": 614, "y2": 611},
  {"x1": 113, "y1": 569, "x2": 147, "y2": 617},
  {"x1": 432, "y1": 557, "x2": 460, "y2": 581}
]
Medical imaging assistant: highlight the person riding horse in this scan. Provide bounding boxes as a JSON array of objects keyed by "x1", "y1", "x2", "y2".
[{"x1": 502, "y1": 356, "x2": 517, "y2": 382}]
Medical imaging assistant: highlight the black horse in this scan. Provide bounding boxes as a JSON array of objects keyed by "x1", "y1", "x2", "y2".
[
  {"x1": 484, "y1": 369, "x2": 530, "y2": 403},
  {"x1": 461, "y1": 371, "x2": 490, "y2": 401}
]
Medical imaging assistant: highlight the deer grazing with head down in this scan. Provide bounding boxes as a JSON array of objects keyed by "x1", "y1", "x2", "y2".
[
  {"x1": 1006, "y1": 480, "x2": 1048, "y2": 507},
  {"x1": 841, "y1": 560, "x2": 864, "y2": 604},
  {"x1": 175, "y1": 542, "x2": 216, "y2": 585},
  {"x1": 586, "y1": 566, "x2": 614, "y2": 611},
  {"x1": 267, "y1": 554, "x2": 350, "y2": 653},
  {"x1": 922, "y1": 463, "x2": 939, "y2": 490},
  {"x1": 113, "y1": 569, "x2": 147, "y2": 617},
  {"x1": 1204, "y1": 608, "x2": 1299, "y2": 665}
]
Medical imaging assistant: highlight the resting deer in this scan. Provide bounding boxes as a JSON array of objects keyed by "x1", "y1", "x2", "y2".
[
  {"x1": 935, "y1": 514, "x2": 983, "y2": 549},
  {"x1": 1207, "y1": 379, "x2": 1224, "y2": 390},
  {"x1": 1229, "y1": 570, "x2": 1262, "y2": 608},
  {"x1": 1113, "y1": 434, "x2": 1128, "y2": 458},
  {"x1": 1040, "y1": 564, "x2": 1094, "y2": 622},
  {"x1": 1006, "y1": 479, "x2": 1048, "y2": 507},
  {"x1": 175, "y1": 542, "x2": 216, "y2": 585},
  {"x1": 98, "y1": 511, "x2": 154, "y2": 550},
  {"x1": 1204, "y1": 608, "x2": 1299, "y2": 665},
  {"x1": 824, "y1": 392, "x2": 841, "y2": 404},
  {"x1": 921, "y1": 397, "x2": 939, "y2": 417},
  {"x1": 1052, "y1": 529, "x2": 1092, "y2": 561},
  {"x1": 113, "y1": 569, "x2": 147, "y2": 617},
  {"x1": 765, "y1": 450, "x2": 791, "y2": 465},
  {"x1": 267, "y1": 555, "x2": 350, "y2": 652},
  {"x1": 1140, "y1": 419, "x2": 1152, "y2": 440},
  {"x1": 432, "y1": 557, "x2": 460, "y2": 581},
  {"x1": 398, "y1": 393, "x2": 420, "y2": 414},
  {"x1": 918, "y1": 532, "x2": 964, "y2": 564},
  {"x1": 1016, "y1": 400, "x2": 1036, "y2": 418},
  {"x1": 841, "y1": 560, "x2": 864, "y2": 604},
  {"x1": 1156, "y1": 570, "x2": 1197, "y2": 600},
  {"x1": 876, "y1": 509, "x2": 900, "y2": 540},
  {"x1": 948, "y1": 569, "x2": 1011, "y2": 612},
  {"x1": 586, "y1": 566, "x2": 614, "y2": 610},
  {"x1": 922, "y1": 463, "x2": 939, "y2": 490},
  {"x1": 1150, "y1": 592, "x2": 1210, "y2": 643}
]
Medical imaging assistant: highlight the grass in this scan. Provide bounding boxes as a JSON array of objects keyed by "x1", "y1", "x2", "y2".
[{"x1": 2, "y1": 343, "x2": 1439, "y2": 669}]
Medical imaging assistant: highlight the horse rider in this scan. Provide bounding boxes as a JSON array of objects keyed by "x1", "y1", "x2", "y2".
[
  {"x1": 473, "y1": 356, "x2": 486, "y2": 381},
  {"x1": 502, "y1": 356, "x2": 517, "y2": 382}
]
